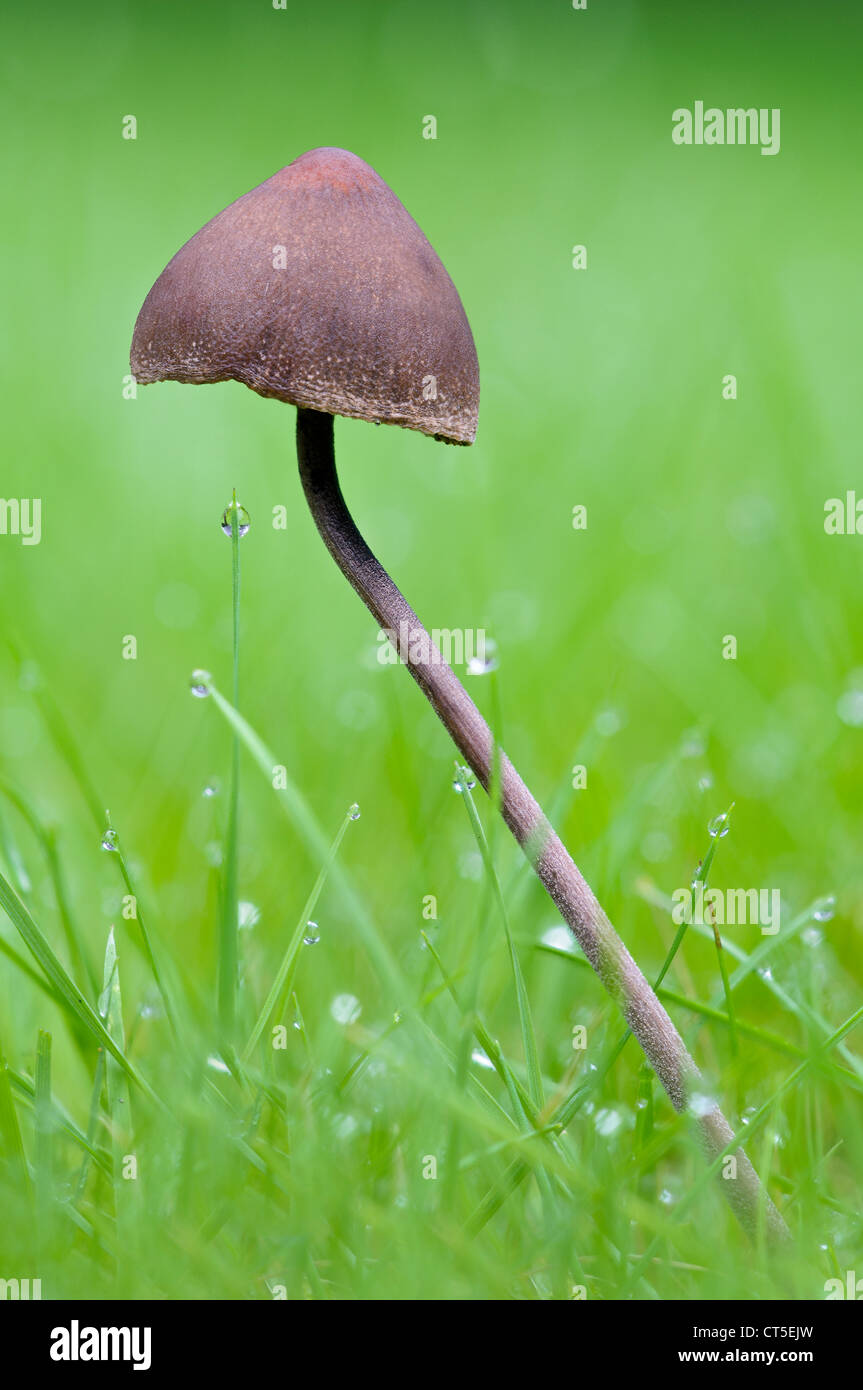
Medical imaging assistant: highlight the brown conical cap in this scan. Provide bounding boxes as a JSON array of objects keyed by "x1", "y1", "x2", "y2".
[{"x1": 130, "y1": 147, "x2": 479, "y2": 444}]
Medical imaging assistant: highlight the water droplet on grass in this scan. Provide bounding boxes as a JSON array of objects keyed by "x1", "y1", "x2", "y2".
[
  {"x1": 802, "y1": 926, "x2": 824, "y2": 948},
  {"x1": 304, "y1": 922, "x2": 320, "y2": 945},
  {"x1": 594, "y1": 1107, "x2": 625, "y2": 1138},
  {"x1": 458, "y1": 850, "x2": 483, "y2": 881},
  {"x1": 220, "y1": 502, "x2": 250, "y2": 537},
  {"x1": 238, "y1": 901, "x2": 259, "y2": 930},
  {"x1": 203, "y1": 780, "x2": 220, "y2": 798},
  {"x1": 101, "y1": 829, "x2": 119, "y2": 853},
  {"x1": 331, "y1": 993, "x2": 361, "y2": 1025},
  {"x1": 708, "y1": 812, "x2": 730, "y2": 839},
  {"x1": 207, "y1": 1054, "x2": 231, "y2": 1075},
  {"x1": 595, "y1": 707, "x2": 624, "y2": 737},
  {"x1": 452, "y1": 763, "x2": 476, "y2": 793},
  {"x1": 471, "y1": 1047, "x2": 494, "y2": 1070},
  {"x1": 348, "y1": 802, "x2": 361, "y2": 821},
  {"x1": 837, "y1": 690, "x2": 863, "y2": 727},
  {"x1": 812, "y1": 895, "x2": 836, "y2": 923},
  {"x1": 190, "y1": 669, "x2": 212, "y2": 698},
  {"x1": 467, "y1": 639, "x2": 498, "y2": 676},
  {"x1": 659, "y1": 1188, "x2": 675, "y2": 1206},
  {"x1": 541, "y1": 924, "x2": 574, "y2": 953}
]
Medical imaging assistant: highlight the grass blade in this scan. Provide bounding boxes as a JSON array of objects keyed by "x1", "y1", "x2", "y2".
[
  {"x1": 0, "y1": 868, "x2": 158, "y2": 1106},
  {"x1": 243, "y1": 806, "x2": 354, "y2": 1060}
]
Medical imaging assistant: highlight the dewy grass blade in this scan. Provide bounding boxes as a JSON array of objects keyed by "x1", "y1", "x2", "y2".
[
  {"x1": 0, "y1": 868, "x2": 158, "y2": 1105},
  {"x1": 99, "y1": 927, "x2": 136, "y2": 1256},
  {"x1": 243, "y1": 805, "x2": 355, "y2": 1060},
  {"x1": 575, "y1": 803, "x2": 738, "y2": 1112},
  {"x1": 203, "y1": 678, "x2": 405, "y2": 1000},
  {"x1": 0, "y1": 777, "x2": 96, "y2": 994},
  {"x1": 219, "y1": 490, "x2": 243, "y2": 1044},
  {"x1": 454, "y1": 763, "x2": 544, "y2": 1110},
  {"x1": 0, "y1": 1030, "x2": 30, "y2": 1198},
  {"x1": 537, "y1": 942, "x2": 863, "y2": 1088},
  {"x1": 102, "y1": 813, "x2": 181, "y2": 1043},
  {"x1": 34, "y1": 1029, "x2": 53, "y2": 1236},
  {"x1": 622, "y1": 1002, "x2": 863, "y2": 1296}
]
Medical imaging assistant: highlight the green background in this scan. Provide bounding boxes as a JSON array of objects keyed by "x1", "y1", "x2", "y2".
[{"x1": 0, "y1": 0, "x2": 860, "y2": 1300}]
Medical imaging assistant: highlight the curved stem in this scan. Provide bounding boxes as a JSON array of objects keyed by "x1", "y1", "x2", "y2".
[{"x1": 296, "y1": 406, "x2": 790, "y2": 1244}]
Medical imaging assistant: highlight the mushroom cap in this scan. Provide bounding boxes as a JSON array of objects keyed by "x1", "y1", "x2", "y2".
[{"x1": 130, "y1": 147, "x2": 479, "y2": 444}]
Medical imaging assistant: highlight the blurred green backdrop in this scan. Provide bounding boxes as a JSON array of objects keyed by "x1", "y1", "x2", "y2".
[{"x1": 0, "y1": 0, "x2": 861, "y2": 1300}]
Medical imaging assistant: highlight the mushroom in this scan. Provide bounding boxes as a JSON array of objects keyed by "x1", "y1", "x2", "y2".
[{"x1": 130, "y1": 147, "x2": 788, "y2": 1242}]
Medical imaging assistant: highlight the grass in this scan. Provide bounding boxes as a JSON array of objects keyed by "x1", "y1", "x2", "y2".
[{"x1": 0, "y1": 534, "x2": 859, "y2": 1297}]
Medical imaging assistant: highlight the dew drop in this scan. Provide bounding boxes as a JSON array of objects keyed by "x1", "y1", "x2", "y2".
[
  {"x1": 698, "y1": 774, "x2": 714, "y2": 792},
  {"x1": 452, "y1": 763, "x2": 476, "y2": 793},
  {"x1": 594, "y1": 1107, "x2": 624, "y2": 1138},
  {"x1": 238, "y1": 901, "x2": 260, "y2": 930},
  {"x1": 708, "y1": 812, "x2": 730, "y2": 839},
  {"x1": 206, "y1": 1054, "x2": 231, "y2": 1075},
  {"x1": 681, "y1": 731, "x2": 706, "y2": 758},
  {"x1": 837, "y1": 690, "x2": 863, "y2": 727},
  {"x1": 467, "y1": 639, "x2": 499, "y2": 677},
  {"x1": 812, "y1": 895, "x2": 836, "y2": 923},
  {"x1": 757, "y1": 966, "x2": 773, "y2": 982},
  {"x1": 688, "y1": 1092, "x2": 717, "y2": 1118},
  {"x1": 220, "y1": 502, "x2": 251, "y2": 538},
  {"x1": 458, "y1": 850, "x2": 483, "y2": 881},
  {"x1": 202, "y1": 780, "x2": 220, "y2": 798},
  {"x1": 470, "y1": 1047, "x2": 494, "y2": 1070},
  {"x1": 190, "y1": 669, "x2": 212, "y2": 699},
  {"x1": 304, "y1": 922, "x2": 320, "y2": 945},
  {"x1": 331, "y1": 993, "x2": 361, "y2": 1025},
  {"x1": 659, "y1": 1187, "x2": 675, "y2": 1206},
  {"x1": 802, "y1": 926, "x2": 824, "y2": 948},
  {"x1": 101, "y1": 829, "x2": 119, "y2": 853},
  {"x1": 348, "y1": 802, "x2": 361, "y2": 821},
  {"x1": 541, "y1": 924, "x2": 575, "y2": 953},
  {"x1": 333, "y1": 1113, "x2": 358, "y2": 1140},
  {"x1": 595, "y1": 707, "x2": 623, "y2": 737}
]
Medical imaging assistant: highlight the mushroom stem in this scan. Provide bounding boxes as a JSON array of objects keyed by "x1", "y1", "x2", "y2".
[{"x1": 296, "y1": 405, "x2": 790, "y2": 1244}]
